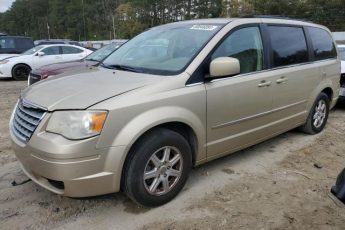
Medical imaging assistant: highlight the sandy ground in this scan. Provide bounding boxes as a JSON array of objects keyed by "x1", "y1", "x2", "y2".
[{"x1": 0, "y1": 79, "x2": 345, "y2": 230}]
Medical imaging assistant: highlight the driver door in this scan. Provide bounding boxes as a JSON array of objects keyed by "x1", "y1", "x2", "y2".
[
  {"x1": 206, "y1": 26, "x2": 275, "y2": 159},
  {"x1": 34, "y1": 46, "x2": 62, "y2": 68}
]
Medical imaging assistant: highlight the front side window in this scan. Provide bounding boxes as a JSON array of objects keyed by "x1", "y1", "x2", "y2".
[
  {"x1": 42, "y1": 46, "x2": 60, "y2": 55},
  {"x1": 268, "y1": 26, "x2": 309, "y2": 67},
  {"x1": 102, "y1": 23, "x2": 223, "y2": 75},
  {"x1": 62, "y1": 46, "x2": 83, "y2": 54},
  {"x1": 308, "y1": 27, "x2": 337, "y2": 60},
  {"x1": 212, "y1": 26, "x2": 264, "y2": 74}
]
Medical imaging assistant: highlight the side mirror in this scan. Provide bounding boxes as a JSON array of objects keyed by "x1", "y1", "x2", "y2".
[
  {"x1": 209, "y1": 57, "x2": 240, "y2": 78},
  {"x1": 37, "y1": 51, "x2": 45, "y2": 57}
]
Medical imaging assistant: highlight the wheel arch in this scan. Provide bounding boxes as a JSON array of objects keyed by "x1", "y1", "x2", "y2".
[
  {"x1": 11, "y1": 63, "x2": 32, "y2": 77},
  {"x1": 306, "y1": 81, "x2": 336, "y2": 114},
  {"x1": 119, "y1": 121, "x2": 200, "y2": 191},
  {"x1": 321, "y1": 87, "x2": 333, "y2": 101}
]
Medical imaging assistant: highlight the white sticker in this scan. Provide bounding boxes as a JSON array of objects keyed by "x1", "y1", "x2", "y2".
[{"x1": 190, "y1": 25, "x2": 218, "y2": 31}]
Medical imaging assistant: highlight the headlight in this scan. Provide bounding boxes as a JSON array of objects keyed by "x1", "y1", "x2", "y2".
[
  {"x1": 0, "y1": 60, "x2": 9, "y2": 64},
  {"x1": 46, "y1": 111, "x2": 108, "y2": 140}
]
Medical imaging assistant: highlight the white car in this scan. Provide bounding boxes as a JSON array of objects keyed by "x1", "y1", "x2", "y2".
[
  {"x1": 339, "y1": 45, "x2": 345, "y2": 99},
  {"x1": 0, "y1": 44, "x2": 92, "y2": 80}
]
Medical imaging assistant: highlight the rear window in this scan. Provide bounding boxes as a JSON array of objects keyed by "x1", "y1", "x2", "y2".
[
  {"x1": 268, "y1": 26, "x2": 309, "y2": 67},
  {"x1": 308, "y1": 27, "x2": 337, "y2": 60},
  {"x1": 15, "y1": 38, "x2": 34, "y2": 49}
]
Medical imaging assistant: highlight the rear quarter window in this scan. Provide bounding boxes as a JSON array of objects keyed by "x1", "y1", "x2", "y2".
[
  {"x1": 308, "y1": 27, "x2": 337, "y2": 60},
  {"x1": 268, "y1": 26, "x2": 309, "y2": 67}
]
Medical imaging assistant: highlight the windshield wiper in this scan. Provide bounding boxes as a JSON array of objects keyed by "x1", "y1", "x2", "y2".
[{"x1": 101, "y1": 63, "x2": 143, "y2": 73}]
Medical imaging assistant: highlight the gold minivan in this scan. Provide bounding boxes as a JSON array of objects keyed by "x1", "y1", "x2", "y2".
[{"x1": 10, "y1": 17, "x2": 340, "y2": 207}]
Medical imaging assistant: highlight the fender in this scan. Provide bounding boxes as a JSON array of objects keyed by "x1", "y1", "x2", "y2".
[{"x1": 109, "y1": 106, "x2": 206, "y2": 163}]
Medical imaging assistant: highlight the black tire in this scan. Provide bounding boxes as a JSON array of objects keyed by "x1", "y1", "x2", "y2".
[
  {"x1": 300, "y1": 92, "x2": 330, "y2": 134},
  {"x1": 124, "y1": 128, "x2": 192, "y2": 207},
  {"x1": 12, "y1": 64, "x2": 31, "y2": 81}
]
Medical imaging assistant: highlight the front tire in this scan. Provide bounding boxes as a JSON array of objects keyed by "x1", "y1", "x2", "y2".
[
  {"x1": 12, "y1": 64, "x2": 31, "y2": 81},
  {"x1": 124, "y1": 128, "x2": 192, "y2": 207},
  {"x1": 300, "y1": 92, "x2": 330, "y2": 134}
]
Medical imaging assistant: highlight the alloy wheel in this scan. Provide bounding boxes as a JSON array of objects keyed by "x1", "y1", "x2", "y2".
[
  {"x1": 143, "y1": 146, "x2": 183, "y2": 196},
  {"x1": 313, "y1": 99, "x2": 327, "y2": 128}
]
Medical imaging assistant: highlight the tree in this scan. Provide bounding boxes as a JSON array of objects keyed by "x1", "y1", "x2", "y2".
[{"x1": 0, "y1": 0, "x2": 344, "y2": 41}]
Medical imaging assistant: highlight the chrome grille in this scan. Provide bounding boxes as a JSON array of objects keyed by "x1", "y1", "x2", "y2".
[{"x1": 12, "y1": 100, "x2": 46, "y2": 143}]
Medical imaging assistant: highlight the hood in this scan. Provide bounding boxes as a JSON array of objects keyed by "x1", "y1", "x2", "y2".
[
  {"x1": 32, "y1": 60, "x2": 98, "y2": 77},
  {"x1": 22, "y1": 67, "x2": 161, "y2": 111},
  {"x1": 0, "y1": 54, "x2": 20, "y2": 60},
  {"x1": 341, "y1": 61, "x2": 345, "y2": 74}
]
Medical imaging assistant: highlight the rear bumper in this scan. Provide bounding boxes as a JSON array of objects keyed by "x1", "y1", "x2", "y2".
[{"x1": 11, "y1": 128, "x2": 127, "y2": 197}]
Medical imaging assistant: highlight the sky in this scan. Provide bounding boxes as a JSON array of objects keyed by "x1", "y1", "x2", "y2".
[{"x1": 0, "y1": 0, "x2": 15, "y2": 13}]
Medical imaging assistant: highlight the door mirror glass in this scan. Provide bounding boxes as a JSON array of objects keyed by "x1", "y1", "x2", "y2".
[
  {"x1": 209, "y1": 57, "x2": 240, "y2": 78},
  {"x1": 37, "y1": 51, "x2": 45, "y2": 57}
]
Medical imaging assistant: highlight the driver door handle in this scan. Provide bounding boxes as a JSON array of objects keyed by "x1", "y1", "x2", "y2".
[
  {"x1": 276, "y1": 76, "x2": 288, "y2": 84},
  {"x1": 258, "y1": 80, "x2": 272, "y2": 87}
]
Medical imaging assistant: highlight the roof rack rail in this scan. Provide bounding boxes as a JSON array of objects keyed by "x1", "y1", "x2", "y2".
[{"x1": 241, "y1": 15, "x2": 312, "y2": 23}]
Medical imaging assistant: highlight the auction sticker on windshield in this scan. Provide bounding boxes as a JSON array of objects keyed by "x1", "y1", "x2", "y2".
[{"x1": 190, "y1": 25, "x2": 218, "y2": 31}]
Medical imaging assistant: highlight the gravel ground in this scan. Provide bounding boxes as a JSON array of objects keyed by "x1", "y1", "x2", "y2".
[{"x1": 0, "y1": 79, "x2": 344, "y2": 230}]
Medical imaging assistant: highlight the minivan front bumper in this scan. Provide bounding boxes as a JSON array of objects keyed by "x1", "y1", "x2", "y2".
[{"x1": 10, "y1": 129, "x2": 126, "y2": 197}]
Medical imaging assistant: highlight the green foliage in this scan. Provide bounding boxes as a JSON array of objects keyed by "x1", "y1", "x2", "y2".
[{"x1": 0, "y1": 0, "x2": 344, "y2": 41}]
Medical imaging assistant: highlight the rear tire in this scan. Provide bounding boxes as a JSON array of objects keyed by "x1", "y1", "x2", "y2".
[
  {"x1": 124, "y1": 128, "x2": 192, "y2": 207},
  {"x1": 300, "y1": 92, "x2": 330, "y2": 134},
  {"x1": 12, "y1": 64, "x2": 31, "y2": 81}
]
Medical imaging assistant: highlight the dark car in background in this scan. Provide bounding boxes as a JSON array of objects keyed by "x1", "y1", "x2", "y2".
[
  {"x1": 0, "y1": 36, "x2": 34, "y2": 58},
  {"x1": 28, "y1": 42, "x2": 124, "y2": 85}
]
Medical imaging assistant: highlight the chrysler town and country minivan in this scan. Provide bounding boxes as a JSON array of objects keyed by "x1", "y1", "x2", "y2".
[{"x1": 10, "y1": 18, "x2": 340, "y2": 207}]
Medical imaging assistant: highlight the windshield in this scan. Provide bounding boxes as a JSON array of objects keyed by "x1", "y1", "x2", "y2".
[
  {"x1": 339, "y1": 47, "x2": 345, "y2": 61},
  {"x1": 85, "y1": 43, "x2": 120, "y2": 62},
  {"x1": 102, "y1": 23, "x2": 223, "y2": 75},
  {"x1": 23, "y1": 45, "x2": 45, "y2": 55}
]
